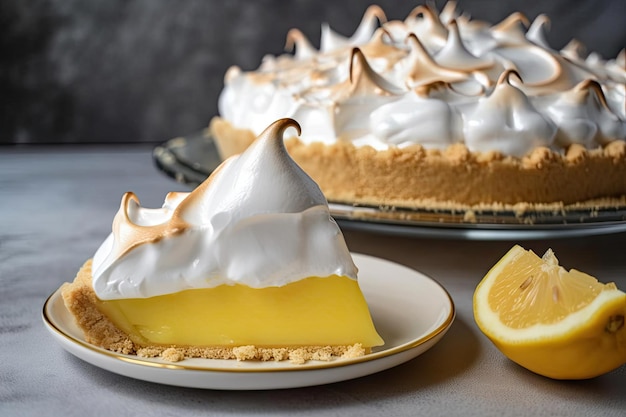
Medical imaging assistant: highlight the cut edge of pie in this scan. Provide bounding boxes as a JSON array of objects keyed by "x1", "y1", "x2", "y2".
[{"x1": 61, "y1": 260, "x2": 377, "y2": 364}]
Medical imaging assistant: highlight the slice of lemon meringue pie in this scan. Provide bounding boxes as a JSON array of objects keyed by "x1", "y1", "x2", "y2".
[{"x1": 61, "y1": 119, "x2": 383, "y2": 363}]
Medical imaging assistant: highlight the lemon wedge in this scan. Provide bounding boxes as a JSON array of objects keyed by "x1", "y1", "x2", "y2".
[{"x1": 473, "y1": 244, "x2": 626, "y2": 379}]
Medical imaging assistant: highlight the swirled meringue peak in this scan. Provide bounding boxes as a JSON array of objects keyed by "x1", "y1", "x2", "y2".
[
  {"x1": 218, "y1": 2, "x2": 626, "y2": 156},
  {"x1": 465, "y1": 70, "x2": 556, "y2": 157},
  {"x1": 92, "y1": 119, "x2": 357, "y2": 300}
]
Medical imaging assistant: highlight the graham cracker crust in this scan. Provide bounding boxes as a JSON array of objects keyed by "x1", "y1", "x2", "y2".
[{"x1": 209, "y1": 117, "x2": 626, "y2": 209}]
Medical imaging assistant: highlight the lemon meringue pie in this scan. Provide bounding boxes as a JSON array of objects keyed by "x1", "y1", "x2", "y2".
[
  {"x1": 211, "y1": 2, "x2": 626, "y2": 211},
  {"x1": 61, "y1": 119, "x2": 383, "y2": 363}
]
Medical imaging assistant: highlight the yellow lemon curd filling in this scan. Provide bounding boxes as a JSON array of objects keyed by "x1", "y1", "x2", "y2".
[{"x1": 96, "y1": 275, "x2": 384, "y2": 348}]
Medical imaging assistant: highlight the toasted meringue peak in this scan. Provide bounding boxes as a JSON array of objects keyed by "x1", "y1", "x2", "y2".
[
  {"x1": 104, "y1": 192, "x2": 190, "y2": 268},
  {"x1": 341, "y1": 48, "x2": 403, "y2": 98},
  {"x1": 491, "y1": 12, "x2": 530, "y2": 45},
  {"x1": 224, "y1": 65, "x2": 242, "y2": 83},
  {"x1": 439, "y1": 0, "x2": 460, "y2": 25},
  {"x1": 359, "y1": 28, "x2": 405, "y2": 69},
  {"x1": 574, "y1": 80, "x2": 626, "y2": 143},
  {"x1": 574, "y1": 79, "x2": 611, "y2": 106},
  {"x1": 407, "y1": 4, "x2": 448, "y2": 36},
  {"x1": 331, "y1": 49, "x2": 403, "y2": 142},
  {"x1": 320, "y1": 4, "x2": 385, "y2": 52},
  {"x1": 561, "y1": 39, "x2": 588, "y2": 61},
  {"x1": 361, "y1": 5, "x2": 387, "y2": 25},
  {"x1": 497, "y1": 68, "x2": 524, "y2": 86},
  {"x1": 265, "y1": 117, "x2": 302, "y2": 137},
  {"x1": 542, "y1": 79, "x2": 626, "y2": 147},
  {"x1": 180, "y1": 118, "x2": 324, "y2": 224},
  {"x1": 435, "y1": 20, "x2": 494, "y2": 71},
  {"x1": 405, "y1": 4, "x2": 448, "y2": 51},
  {"x1": 465, "y1": 69, "x2": 556, "y2": 156},
  {"x1": 526, "y1": 14, "x2": 551, "y2": 49},
  {"x1": 405, "y1": 34, "x2": 469, "y2": 87},
  {"x1": 218, "y1": 2, "x2": 626, "y2": 155},
  {"x1": 285, "y1": 28, "x2": 317, "y2": 60}
]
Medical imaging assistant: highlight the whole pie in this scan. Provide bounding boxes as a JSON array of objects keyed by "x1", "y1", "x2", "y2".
[{"x1": 210, "y1": 2, "x2": 626, "y2": 213}]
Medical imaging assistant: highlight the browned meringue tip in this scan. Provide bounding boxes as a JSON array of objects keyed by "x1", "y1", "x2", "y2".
[
  {"x1": 259, "y1": 118, "x2": 302, "y2": 142},
  {"x1": 441, "y1": 18, "x2": 493, "y2": 72},
  {"x1": 405, "y1": 33, "x2": 428, "y2": 56},
  {"x1": 348, "y1": 47, "x2": 368, "y2": 83},
  {"x1": 284, "y1": 28, "x2": 314, "y2": 53},
  {"x1": 561, "y1": 39, "x2": 588, "y2": 60},
  {"x1": 343, "y1": 47, "x2": 401, "y2": 96},
  {"x1": 440, "y1": 0, "x2": 458, "y2": 17},
  {"x1": 492, "y1": 11, "x2": 530, "y2": 32},
  {"x1": 362, "y1": 4, "x2": 387, "y2": 25},
  {"x1": 371, "y1": 27, "x2": 393, "y2": 44},
  {"x1": 111, "y1": 190, "x2": 192, "y2": 261},
  {"x1": 527, "y1": 14, "x2": 551, "y2": 47},
  {"x1": 574, "y1": 79, "x2": 612, "y2": 109},
  {"x1": 224, "y1": 66, "x2": 242, "y2": 83},
  {"x1": 497, "y1": 69, "x2": 524, "y2": 86},
  {"x1": 119, "y1": 192, "x2": 139, "y2": 222},
  {"x1": 407, "y1": 3, "x2": 448, "y2": 38},
  {"x1": 532, "y1": 14, "x2": 551, "y2": 31},
  {"x1": 575, "y1": 78, "x2": 601, "y2": 92},
  {"x1": 404, "y1": 33, "x2": 470, "y2": 87}
]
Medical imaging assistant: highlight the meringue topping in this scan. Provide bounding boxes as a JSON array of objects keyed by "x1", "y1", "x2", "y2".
[
  {"x1": 526, "y1": 14, "x2": 551, "y2": 49},
  {"x1": 404, "y1": 5, "x2": 448, "y2": 52},
  {"x1": 434, "y1": 20, "x2": 494, "y2": 72},
  {"x1": 320, "y1": 5, "x2": 386, "y2": 52},
  {"x1": 217, "y1": 2, "x2": 626, "y2": 156},
  {"x1": 490, "y1": 12, "x2": 530, "y2": 45},
  {"x1": 92, "y1": 119, "x2": 357, "y2": 300},
  {"x1": 465, "y1": 70, "x2": 556, "y2": 156}
]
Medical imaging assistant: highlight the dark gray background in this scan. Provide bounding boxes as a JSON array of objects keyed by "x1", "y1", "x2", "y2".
[{"x1": 1, "y1": 0, "x2": 624, "y2": 144}]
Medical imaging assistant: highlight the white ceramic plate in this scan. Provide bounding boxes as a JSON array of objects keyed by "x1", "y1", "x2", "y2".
[{"x1": 43, "y1": 253, "x2": 455, "y2": 390}]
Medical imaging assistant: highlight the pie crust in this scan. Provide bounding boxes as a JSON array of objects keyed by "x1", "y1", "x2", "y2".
[{"x1": 210, "y1": 117, "x2": 626, "y2": 210}]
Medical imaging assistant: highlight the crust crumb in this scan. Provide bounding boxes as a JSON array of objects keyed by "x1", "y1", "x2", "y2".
[
  {"x1": 311, "y1": 346, "x2": 334, "y2": 361},
  {"x1": 288, "y1": 348, "x2": 308, "y2": 364},
  {"x1": 341, "y1": 343, "x2": 366, "y2": 359},
  {"x1": 161, "y1": 348, "x2": 185, "y2": 362},
  {"x1": 233, "y1": 345, "x2": 258, "y2": 361},
  {"x1": 136, "y1": 346, "x2": 165, "y2": 358}
]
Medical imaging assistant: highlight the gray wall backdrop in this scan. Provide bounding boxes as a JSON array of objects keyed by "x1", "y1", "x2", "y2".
[{"x1": 1, "y1": 0, "x2": 624, "y2": 144}]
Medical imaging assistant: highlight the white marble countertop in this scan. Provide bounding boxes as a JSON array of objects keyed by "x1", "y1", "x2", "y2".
[{"x1": 1, "y1": 145, "x2": 625, "y2": 417}]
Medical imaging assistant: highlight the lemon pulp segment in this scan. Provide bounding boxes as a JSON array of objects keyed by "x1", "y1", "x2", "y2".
[
  {"x1": 487, "y1": 248, "x2": 605, "y2": 328},
  {"x1": 97, "y1": 275, "x2": 384, "y2": 348}
]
